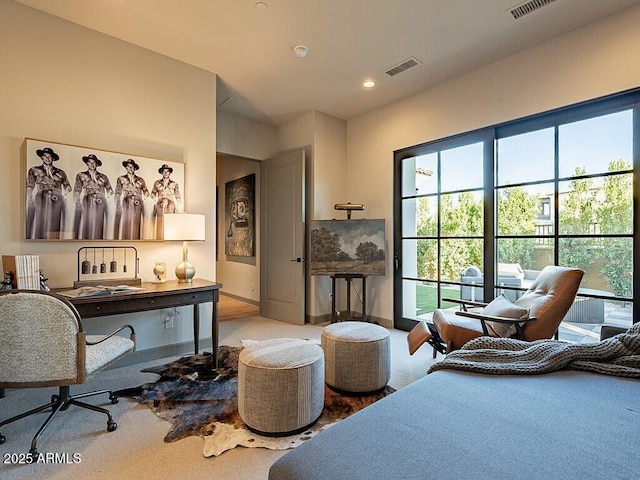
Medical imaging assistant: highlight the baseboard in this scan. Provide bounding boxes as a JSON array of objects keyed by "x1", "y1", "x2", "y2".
[
  {"x1": 220, "y1": 291, "x2": 260, "y2": 306},
  {"x1": 307, "y1": 312, "x2": 392, "y2": 329},
  {"x1": 306, "y1": 312, "x2": 332, "y2": 325}
]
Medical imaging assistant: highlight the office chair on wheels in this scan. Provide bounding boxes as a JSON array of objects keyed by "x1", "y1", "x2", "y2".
[{"x1": 0, "y1": 290, "x2": 136, "y2": 457}]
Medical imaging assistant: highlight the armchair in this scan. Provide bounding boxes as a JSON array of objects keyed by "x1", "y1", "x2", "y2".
[
  {"x1": 0, "y1": 290, "x2": 136, "y2": 457},
  {"x1": 408, "y1": 265, "x2": 584, "y2": 357}
]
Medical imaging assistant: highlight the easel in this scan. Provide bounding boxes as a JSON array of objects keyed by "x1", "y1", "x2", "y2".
[
  {"x1": 331, "y1": 273, "x2": 367, "y2": 323},
  {"x1": 328, "y1": 202, "x2": 370, "y2": 323}
]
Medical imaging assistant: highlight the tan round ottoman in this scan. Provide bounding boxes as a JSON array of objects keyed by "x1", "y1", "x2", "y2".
[
  {"x1": 238, "y1": 338, "x2": 324, "y2": 436},
  {"x1": 321, "y1": 321, "x2": 391, "y2": 394}
]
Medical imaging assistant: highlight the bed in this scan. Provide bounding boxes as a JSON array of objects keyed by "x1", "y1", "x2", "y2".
[{"x1": 269, "y1": 327, "x2": 640, "y2": 480}]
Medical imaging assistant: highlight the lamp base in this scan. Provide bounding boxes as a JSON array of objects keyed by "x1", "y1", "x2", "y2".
[{"x1": 175, "y1": 261, "x2": 195, "y2": 284}]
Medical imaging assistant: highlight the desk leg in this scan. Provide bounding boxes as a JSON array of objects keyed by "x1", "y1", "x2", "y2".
[
  {"x1": 212, "y1": 299, "x2": 219, "y2": 370},
  {"x1": 193, "y1": 304, "x2": 200, "y2": 355},
  {"x1": 0, "y1": 388, "x2": 4, "y2": 398}
]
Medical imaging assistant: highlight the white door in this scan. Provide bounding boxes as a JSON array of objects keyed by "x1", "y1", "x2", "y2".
[{"x1": 260, "y1": 149, "x2": 305, "y2": 324}]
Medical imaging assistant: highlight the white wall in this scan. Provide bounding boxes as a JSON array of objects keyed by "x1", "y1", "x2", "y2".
[
  {"x1": 346, "y1": 5, "x2": 640, "y2": 324},
  {"x1": 277, "y1": 111, "x2": 348, "y2": 319},
  {"x1": 0, "y1": 1, "x2": 218, "y2": 352},
  {"x1": 216, "y1": 154, "x2": 260, "y2": 303},
  {"x1": 217, "y1": 110, "x2": 277, "y2": 160}
]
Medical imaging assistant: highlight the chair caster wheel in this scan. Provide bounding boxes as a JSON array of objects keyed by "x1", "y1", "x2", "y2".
[
  {"x1": 0, "y1": 433, "x2": 6, "y2": 444},
  {"x1": 109, "y1": 394, "x2": 119, "y2": 404},
  {"x1": 107, "y1": 421, "x2": 118, "y2": 432}
]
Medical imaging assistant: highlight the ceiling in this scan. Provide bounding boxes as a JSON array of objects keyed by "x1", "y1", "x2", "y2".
[{"x1": 14, "y1": 0, "x2": 640, "y2": 126}]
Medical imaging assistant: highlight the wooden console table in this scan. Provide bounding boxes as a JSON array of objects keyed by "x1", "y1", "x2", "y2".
[{"x1": 63, "y1": 278, "x2": 223, "y2": 369}]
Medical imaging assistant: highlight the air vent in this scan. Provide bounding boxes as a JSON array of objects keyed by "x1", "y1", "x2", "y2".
[
  {"x1": 508, "y1": 0, "x2": 557, "y2": 20},
  {"x1": 385, "y1": 57, "x2": 422, "y2": 77}
]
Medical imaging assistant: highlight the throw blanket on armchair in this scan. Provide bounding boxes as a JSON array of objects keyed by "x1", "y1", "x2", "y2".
[{"x1": 428, "y1": 323, "x2": 640, "y2": 377}]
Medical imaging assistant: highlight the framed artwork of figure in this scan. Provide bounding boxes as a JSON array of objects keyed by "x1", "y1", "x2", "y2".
[{"x1": 24, "y1": 138, "x2": 184, "y2": 241}]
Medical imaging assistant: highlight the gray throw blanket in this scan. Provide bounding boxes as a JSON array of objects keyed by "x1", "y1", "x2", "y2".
[{"x1": 428, "y1": 323, "x2": 640, "y2": 377}]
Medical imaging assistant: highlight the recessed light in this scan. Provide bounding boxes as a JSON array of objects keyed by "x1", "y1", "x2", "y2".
[
  {"x1": 255, "y1": 2, "x2": 268, "y2": 11},
  {"x1": 363, "y1": 80, "x2": 376, "y2": 88}
]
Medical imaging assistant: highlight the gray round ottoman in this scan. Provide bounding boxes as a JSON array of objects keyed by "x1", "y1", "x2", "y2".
[
  {"x1": 321, "y1": 321, "x2": 391, "y2": 394},
  {"x1": 238, "y1": 338, "x2": 324, "y2": 436}
]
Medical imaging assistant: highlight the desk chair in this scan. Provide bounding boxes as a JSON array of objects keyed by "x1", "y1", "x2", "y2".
[{"x1": 0, "y1": 290, "x2": 136, "y2": 457}]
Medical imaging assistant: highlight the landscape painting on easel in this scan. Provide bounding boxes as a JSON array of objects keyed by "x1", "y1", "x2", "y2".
[{"x1": 309, "y1": 219, "x2": 386, "y2": 276}]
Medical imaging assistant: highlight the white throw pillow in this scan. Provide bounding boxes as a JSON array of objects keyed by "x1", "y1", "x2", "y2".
[{"x1": 481, "y1": 294, "x2": 529, "y2": 337}]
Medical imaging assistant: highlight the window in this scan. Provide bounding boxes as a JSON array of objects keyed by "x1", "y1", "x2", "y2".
[{"x1": 394, "y1": 89, "x2": 639, "y2": 338}]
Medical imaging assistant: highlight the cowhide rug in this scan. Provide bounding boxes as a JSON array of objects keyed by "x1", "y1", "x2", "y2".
[{"x1": 115, "y1": 343, "x2": 395, "y2": 457}]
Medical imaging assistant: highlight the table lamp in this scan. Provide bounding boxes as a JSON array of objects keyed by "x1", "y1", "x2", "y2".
[{"x1": 163, "y1": 213, "x2": 205, "y2": 283}]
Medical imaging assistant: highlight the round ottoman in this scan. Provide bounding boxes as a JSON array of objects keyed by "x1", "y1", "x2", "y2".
[
  {"x1": 321, "y1": 321, "x2": 391, "y2": 394},
  {"x1": 238, "y1": 338, "x2": 324, "y2": 436}
]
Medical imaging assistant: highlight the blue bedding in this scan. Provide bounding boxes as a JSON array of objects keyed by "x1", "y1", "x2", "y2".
[{"x1": 269, "y1": 369, "x2": 640, "y2": 480}]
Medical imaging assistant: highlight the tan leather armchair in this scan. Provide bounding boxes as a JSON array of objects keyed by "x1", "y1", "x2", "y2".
[
  {"x1": 0, "y1": 290, "x2": 136, "y2": 457},
  {"x1": 408, "y1": 266, "x2": 584, "y2": 357}
]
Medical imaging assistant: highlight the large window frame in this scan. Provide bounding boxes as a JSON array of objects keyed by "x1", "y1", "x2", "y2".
[{"x1": 394, "y1": 88, "x2": 640, "y2": 331}]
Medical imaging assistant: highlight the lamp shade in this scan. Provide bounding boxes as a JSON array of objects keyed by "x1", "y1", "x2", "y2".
[{"x1": 163, "y1": 213, "x2": 205, "y2": 241}]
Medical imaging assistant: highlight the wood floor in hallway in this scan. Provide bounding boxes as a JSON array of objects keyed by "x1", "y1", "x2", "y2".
[{"x1": 219, "y1": 293, "x2": 260, "y2": 320}]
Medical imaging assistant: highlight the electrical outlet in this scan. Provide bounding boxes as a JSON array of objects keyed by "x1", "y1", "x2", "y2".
[{"x1": 164, "y1": 316, "x2": 173, "y2": 329}]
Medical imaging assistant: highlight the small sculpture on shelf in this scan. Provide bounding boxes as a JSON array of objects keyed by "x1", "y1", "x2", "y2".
[
  {"x1": 153, "y1": 262, "x2": 167, "y2": 283},
  {"x1": 1, "y1": 271, "x2": 14, "y2": 291},
  {"x1": 39, "y1": 271, "x2": 50, "y2": 291}
]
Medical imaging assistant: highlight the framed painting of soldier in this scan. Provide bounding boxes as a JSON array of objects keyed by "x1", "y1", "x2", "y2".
[{"x1": 24, "y1": 138, "x2": 184, "y2": 240}]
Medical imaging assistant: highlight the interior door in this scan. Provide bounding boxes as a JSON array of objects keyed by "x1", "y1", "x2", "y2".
[{"x1": 260, "y1": 149, "x2": 305, "y2": 324}]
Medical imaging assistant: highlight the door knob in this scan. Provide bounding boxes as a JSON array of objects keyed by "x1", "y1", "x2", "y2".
[{"x1": 289, "y1": 258, "x2": 304, "y2": 263}]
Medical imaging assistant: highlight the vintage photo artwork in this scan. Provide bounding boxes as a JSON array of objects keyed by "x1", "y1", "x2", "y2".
[
  {"x1": 24, "y1": 138, "x2": 184, "y2": 240},
  {"x1": 225, "y1": 174, "x2": 255, "y2": 257},
  {"x1": 310, "y1": 219, "x2": 386, "y2": 276}
]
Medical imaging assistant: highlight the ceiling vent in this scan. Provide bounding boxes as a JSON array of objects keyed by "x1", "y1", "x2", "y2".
[
  {"x1": 385, "y1": 57, "x2": 422, "y2": 77},
  {"x1": 508, "y1": 0, "x2": 557, "y2": 20}
]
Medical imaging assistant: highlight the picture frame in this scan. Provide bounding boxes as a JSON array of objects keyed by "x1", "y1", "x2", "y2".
[
  {"x1": 309, "y1": 219, "x2": 386, "y2": 276},
  {"x1": 224, "y1": 174, "x2": 255, "y2": 258},
  {"x1": 24, "y1": 138, "x2": 185, "y2": 241}
]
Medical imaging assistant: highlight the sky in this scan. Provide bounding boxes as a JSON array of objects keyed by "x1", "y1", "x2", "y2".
[{"x1": 408, "y1": 109, "x2": 633, "y2": 196}]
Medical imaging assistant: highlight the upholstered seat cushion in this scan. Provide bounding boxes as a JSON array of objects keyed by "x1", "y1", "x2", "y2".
[
  {"x1": 433, "y1": 309, "x2": 488, "y2": 351},
  {"x1": 85, "y1": 335, "x2": 135, "y2": 376}
]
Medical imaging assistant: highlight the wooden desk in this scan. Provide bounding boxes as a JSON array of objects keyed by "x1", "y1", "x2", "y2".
[{"x1": 64, "y1": 279, "x2": 223, "y2": 369}]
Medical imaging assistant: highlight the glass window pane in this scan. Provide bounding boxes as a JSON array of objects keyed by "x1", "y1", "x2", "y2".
[
  {"x1": 401, "y1": 153, "x2": 438, "y2": 197},
  {"x1": 440, "y1": 239, "x2": 483, "y2": 283},
  {"x1": 402, "y1": 239, "x2": 437, "y2": 280},
  {"x1": 441, "y1": 142, "x2": 483, "y2": 192},
  {"x1": 497, "y1": 128, "x2": 554, "y2": 186},
  {"x1": 559, "y1": 110, "x2": 633, "y2": 178},
  {"x1": 497, "y1": 183, "x2": 554, "y2": 236},
  {"x1": 497, "y1": 238, "x2": 553, "y2": 272},
  {"x1": 460, "y1": 266, "x2": 484, "y2": 302},
  {"x1": 602, "y1": 299, "x2": 633, "y2": 328},
  {"x1": 402, "y1": 279, "x2": 439, "y2": 319},
  {"x1": 558, "y1": 174, "x2": 632, "y2": 235},
  {"x1": 441, "y1": 191, "x2": 484, "y2": 237},
  {"x1": 402, "y1": 196, "x2": 437, "y2": 237},
  {"x1": 439, "y1": 282, "x2": 462, "y2": 310},
  {"x1": 559, "y1": 237, "x2": 632, "y2": 298}
]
